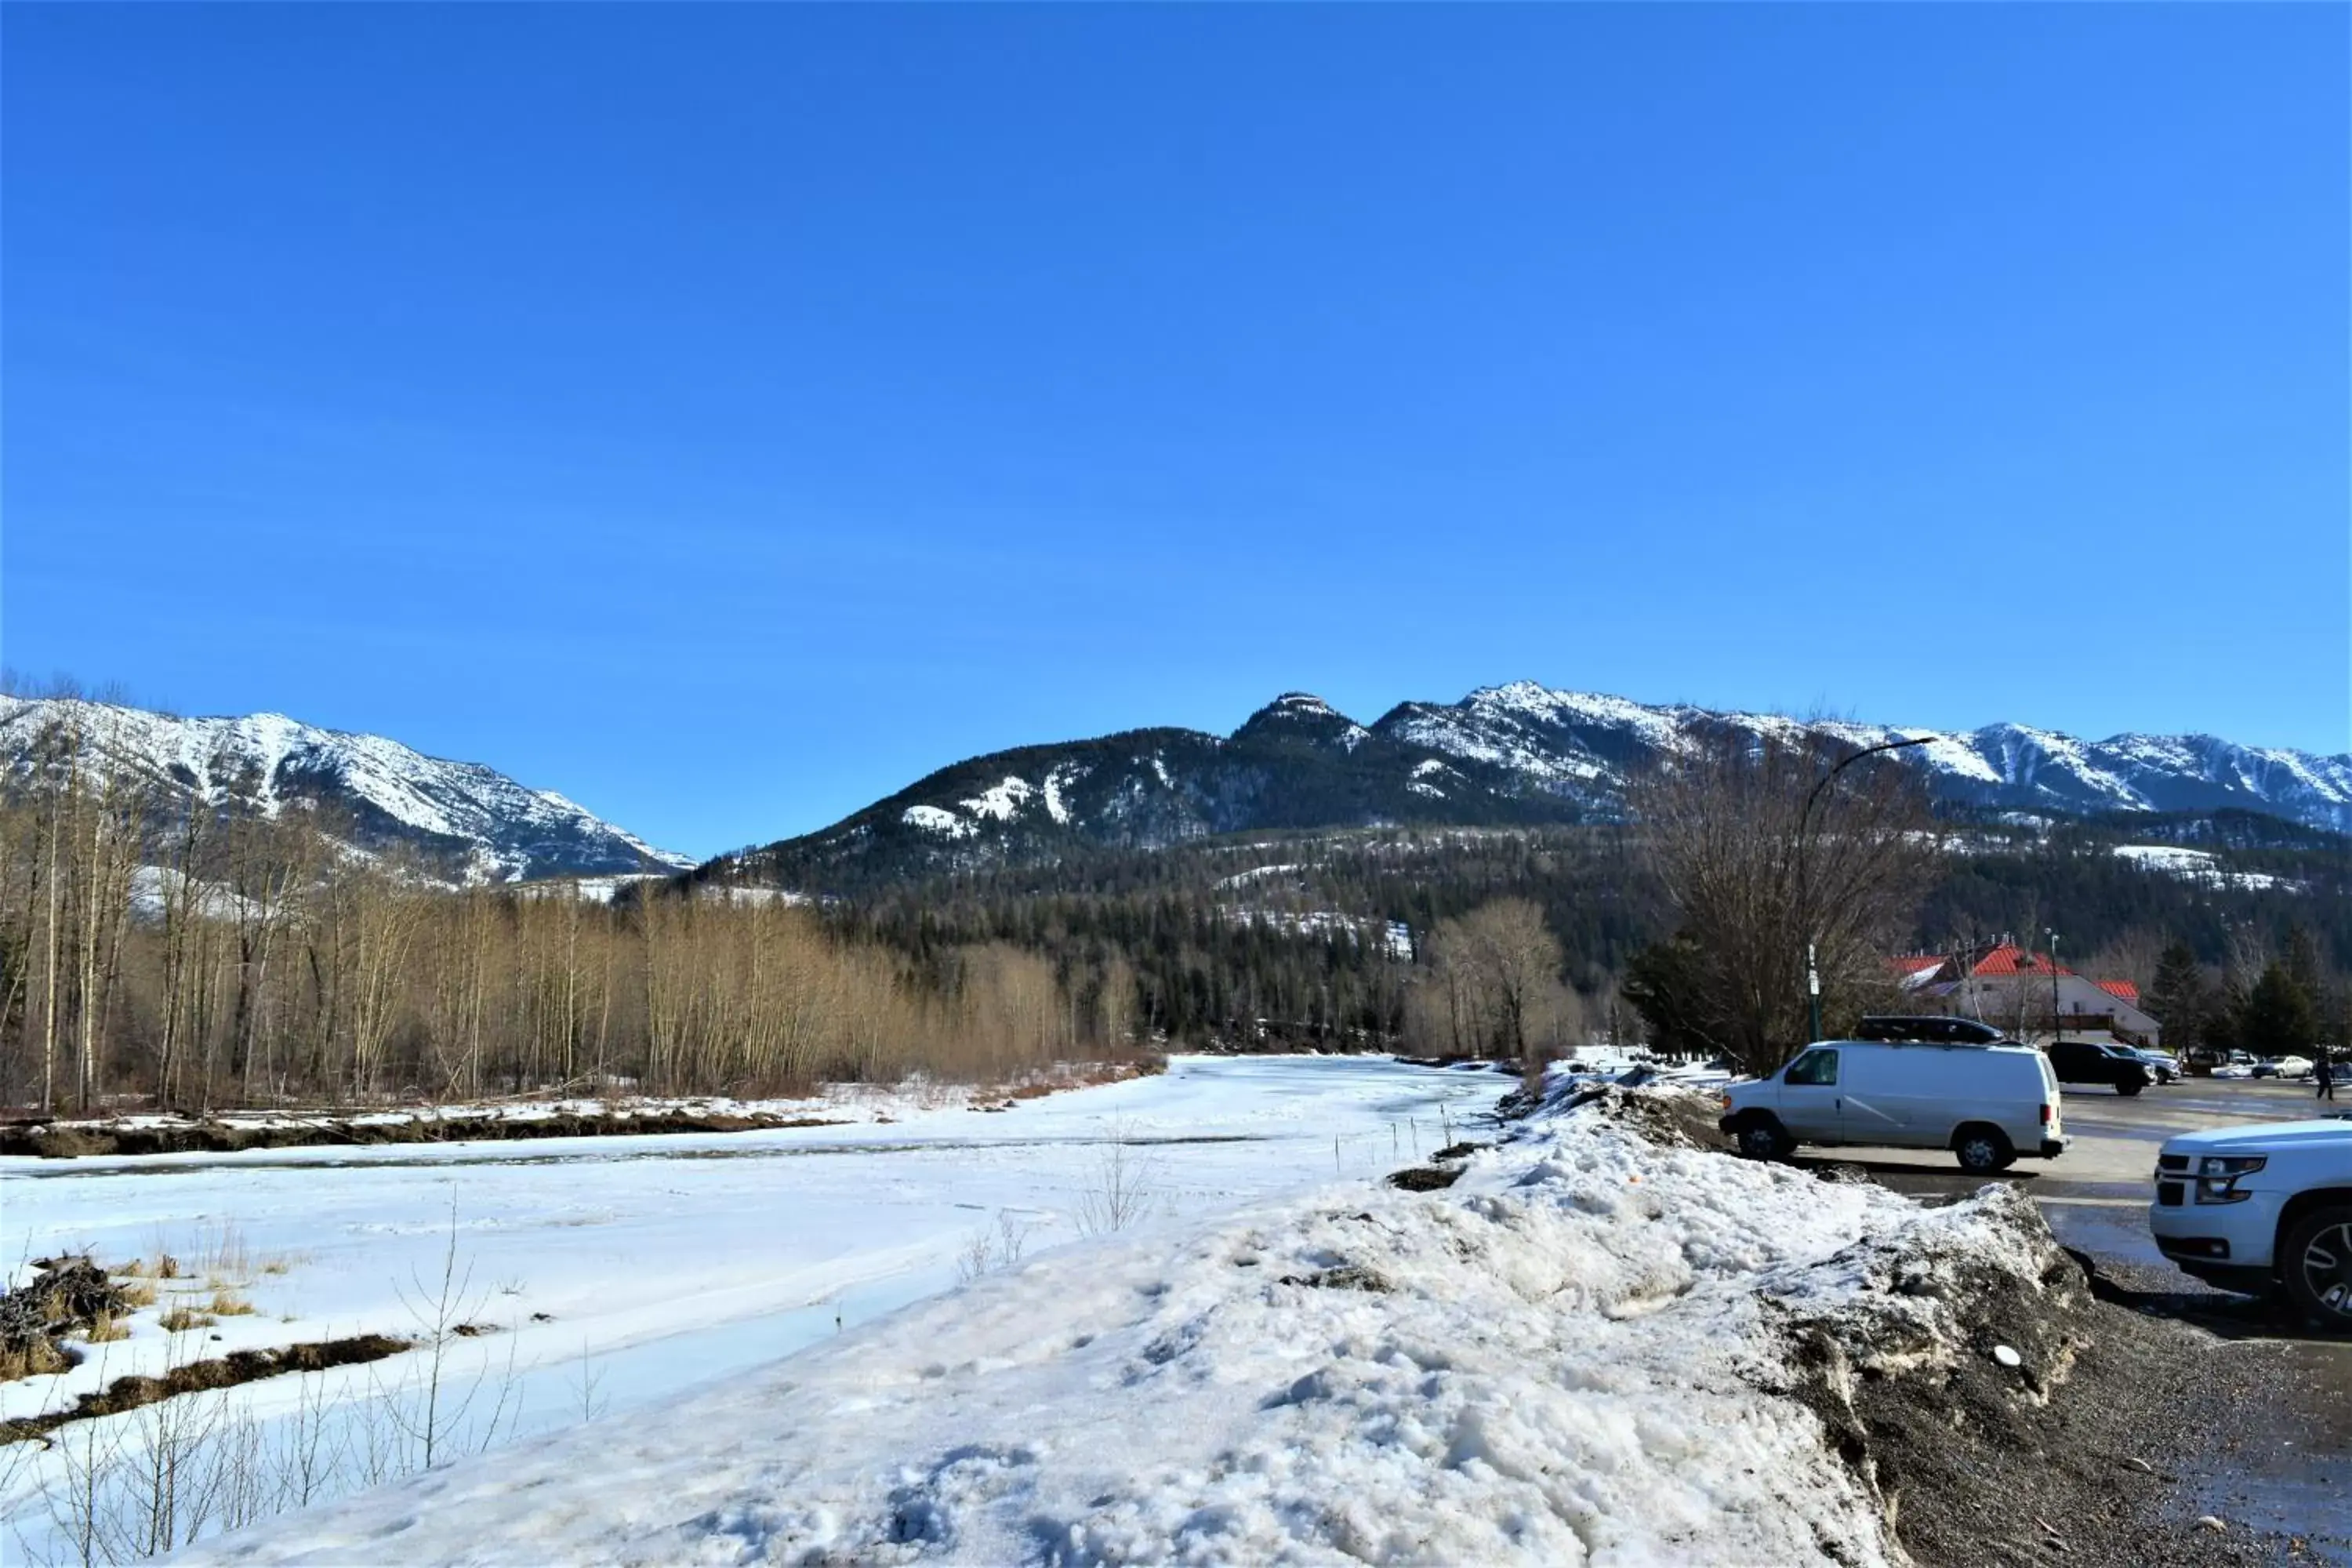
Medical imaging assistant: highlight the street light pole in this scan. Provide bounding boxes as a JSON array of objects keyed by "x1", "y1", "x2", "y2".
[
  {"x1": 1798, "y1": 734, "x2": 1935, "y2": 1044},
  {"x1": 2047, "y1": 928, "x2": 2062, "y2": 1043}
]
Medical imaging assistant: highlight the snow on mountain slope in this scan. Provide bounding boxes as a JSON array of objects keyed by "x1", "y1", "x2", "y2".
[
  {"x1": 734, "y1": 684, "x2": 2351, "y2": 890},
  {"x1": 0, "y1": 696, "x2": 691, "y2": 883},
  {"x1": 2112, "y1": 844, "x2": 2298, "y2": 892}
]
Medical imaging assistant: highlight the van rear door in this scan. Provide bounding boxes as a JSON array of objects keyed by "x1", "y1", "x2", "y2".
[{"x1": 2038, "y1": 1052, "x2": 2063, "y2": 1140}]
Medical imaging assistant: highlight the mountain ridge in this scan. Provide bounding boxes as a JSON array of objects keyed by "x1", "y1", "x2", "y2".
[
  {"x1": 720, "y1": 681, "x2": 2352, "y2": 891},
  {"x1": 0, "y1": 695, "x2": 691, "y2": 884}
]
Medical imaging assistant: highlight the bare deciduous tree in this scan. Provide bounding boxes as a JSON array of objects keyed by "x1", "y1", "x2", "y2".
[{"x1": 1628, "y1": 728, "x2": 1940, "y2": 1075}]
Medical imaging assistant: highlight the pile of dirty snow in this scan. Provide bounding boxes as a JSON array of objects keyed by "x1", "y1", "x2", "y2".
[{"x1": 176, "y1": 1090, "x2": 2074, "y2": 1567}]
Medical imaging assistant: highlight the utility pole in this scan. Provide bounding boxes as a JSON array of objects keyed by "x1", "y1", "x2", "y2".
[
  {"x1": 1798, "y1": 735, "x2": 1934, "y2": 1044},
  {"x1": 1806, "y1": 943, "x2": 1822, "y2": 1044},
  {"x1": 2047, "y1": 929, "x2": 2062, "y2": 1043}
]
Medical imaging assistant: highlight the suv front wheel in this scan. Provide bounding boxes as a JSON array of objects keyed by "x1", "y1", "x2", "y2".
[{"x1": 2281, "y1": 1205, "x2": 2352, "y2": 1332}]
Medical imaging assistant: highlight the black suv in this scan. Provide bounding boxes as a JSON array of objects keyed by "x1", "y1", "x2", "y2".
[
  {"x1": 1854, "y1": 1015, "x2": 2009, "y2": 1046},
  {"x1": 2042, "y1": 1038, "x2": 2151, "y2": 1096}
]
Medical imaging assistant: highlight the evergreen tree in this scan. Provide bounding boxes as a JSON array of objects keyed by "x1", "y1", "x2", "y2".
[
  {"x1": 2238, "y1": 961, "x2": 2319, "y2": 1054},
  {"x1": 2143, "y1": 941, "x2": 2209, "y2": 1051},
  {"x1": 2284, "y1": 924, "x2": 2325, "y2": 1003}
]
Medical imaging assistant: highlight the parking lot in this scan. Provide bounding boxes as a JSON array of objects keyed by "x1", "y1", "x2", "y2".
[
  {"x1": 1815, "y1": 1073, "x2": 2343, "y2": 1207},
  {"x1": 1801, "y1": 1072, "x2": 2346, "y2": 1307},
  {"x1": 1793, "y1": 1074, "x2": 2350, "y2": 1557}
]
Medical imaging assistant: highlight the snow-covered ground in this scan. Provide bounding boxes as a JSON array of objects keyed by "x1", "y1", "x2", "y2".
[
  {"x1": 2, "y1": 1057, "x2": 1508, "y2": 1561},
  {"x1": 139, "y1": 1074, "x2": 2067, "y2": 1567}
]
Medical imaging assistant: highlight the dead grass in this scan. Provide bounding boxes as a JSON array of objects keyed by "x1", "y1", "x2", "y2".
[
  {"x1": 122, "y1": 1224, "x2": 298, "y2": 1294},
  {"x1": 193, "y1": 1220, "x2": 256, "y2": 1282},
  {"x1": 83, "y1": 1312, "x2": 131, "y2": 1344},
  {"x1": 158, "y1": 1308, "x2": 217, "y2": 1334},
  {"x1": 115, "y1": 1279, "x2": 158, "y2": 1309},
  {"x1": 0, "y1": 1341, "x2": 75, "y2": 1381},
  {"x1": 207, "y1": 1288, "x2": 255, "y2": 1317}
]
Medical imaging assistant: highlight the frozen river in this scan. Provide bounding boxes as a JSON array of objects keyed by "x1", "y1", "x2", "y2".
[{"x1": 2, "y1": 1055, "x2": 1509, "y2": 1559}]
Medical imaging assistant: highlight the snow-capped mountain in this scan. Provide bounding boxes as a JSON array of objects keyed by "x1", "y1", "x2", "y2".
[
  {"x1": 0, "y1": 697, "x2": 691, "y2": 884},
  {"x1": 725, "y1": 682, "x2": 2351, "y2": 890}
]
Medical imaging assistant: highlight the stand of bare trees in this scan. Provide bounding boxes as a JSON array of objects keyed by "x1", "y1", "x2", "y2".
[
  {"x1": 0, "y1": 707, "x2": 1145, "y2": 1115},
  {"x1": 1404, "y1": 898, "x2": 1581, "y2": 1071},
  {"x1": 1626, "y1": 728, "x2": 1940, "y2": 1076}
]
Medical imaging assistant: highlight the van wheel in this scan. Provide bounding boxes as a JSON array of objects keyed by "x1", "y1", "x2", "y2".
[
  {"x1": 2117, "y1": 1080, "x2": 2144, "y2": 1098},
  {"x1": 2281, "y1": 1206, "x2": 2352, "y2": 1333},
  {"x1": 1734, "y1": 1117, "x2": 1792, "y2": 1161},
  {"x1": 1954, "y1": 1127, "x2": 2013, "y2": 1174}
]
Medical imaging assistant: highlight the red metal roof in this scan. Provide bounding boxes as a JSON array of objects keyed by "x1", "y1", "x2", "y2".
[
  {"x1": 1889, "y1": 956, "x2": 1946, "y2": 975},
  {"x1": 2095, "y1": 979, "x2": 2141, "y2": 1004},
  {"x1": 1969, "y1": 944, "x2": 2074, "y2": 978}
]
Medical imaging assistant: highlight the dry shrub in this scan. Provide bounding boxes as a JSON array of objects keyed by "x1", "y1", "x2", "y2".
[
  {"x1": 85, "y1": 1311, "x2": 131, "y2": 1343},
  {"x1": 117, "y1": 1279, "x2": 159, "y2": 1309},
  {"x1": 0, "y1": 1339, "x2": 74, "y2": 1380},
  {"x1": 208, "y1": 1289, "x2": 255, "y2": 1317},
  {"x1": 159, "y1": 1307, "x2": 217, "y2": 1334},
  {"x1": 194, "y1": 1221, "x2": 256, "y2": 1282}
]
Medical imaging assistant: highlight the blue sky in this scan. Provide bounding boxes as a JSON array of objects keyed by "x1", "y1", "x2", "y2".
[{"x1": 5, "y1": 5, "x2": 2346, "y2": 858}]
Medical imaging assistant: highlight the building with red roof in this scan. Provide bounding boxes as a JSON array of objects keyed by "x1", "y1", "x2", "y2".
[{"x1": 1893, "y1": 940, "x2": 2163, "y2": 1047}]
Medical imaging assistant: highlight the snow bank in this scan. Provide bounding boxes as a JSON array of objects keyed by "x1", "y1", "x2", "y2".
[{"x1": 172, "y1": 1091, "x2": 2068, "y2": 1567}]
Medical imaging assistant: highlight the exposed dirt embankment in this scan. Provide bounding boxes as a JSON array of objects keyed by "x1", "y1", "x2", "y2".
[
  {"x1": 1780, "y1": 1206, "x2": 2307, "y2": 1567},
  {"x1": 1498, "y1": 1076, "x2": 1730, "y2": 1149},
  {"x1": 2, "y1": 1059, "x2": 1167, "y2": 1159},
  {"x1": 2, "y1": 1334, "x2": 411, "y2": 1444},
  {"x1": 0, "y1": 1109, "x2": 847, "y2": 1160},
  {"x1": 1505, "y1": 1084, "x2": 2303, "y2": 1567}
]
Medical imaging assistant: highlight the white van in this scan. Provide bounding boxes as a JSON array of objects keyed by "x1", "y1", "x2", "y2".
[{"x1": 1718, "y1": 1040, "x2": 2067, "y2": 1173}]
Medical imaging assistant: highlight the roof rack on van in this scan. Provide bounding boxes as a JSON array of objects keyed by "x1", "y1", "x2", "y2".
[{"x1": 1853, "y1": 1015, "x2": 2013, "y2": 1047}]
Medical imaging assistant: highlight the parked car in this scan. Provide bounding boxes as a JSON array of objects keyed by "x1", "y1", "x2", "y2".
[
  {"x1": 2253, "y1": 1055, "x2": 2315, "y2": 1080},
  {"x1": 1719, "y1": 1038, "x2": 2067, "y2": 1174},
  {"x1": 2128, "y1": 1047, "x2": 2180, "y2": 1084},
  {"x1": 2043, "y1": 1037, "x2": 2152, "y2": 1097},
  {"x1": 2107, "y1": 1048, "x2": 2173, "y2": 1086},
  {"x1": 2150, "y1": 1119, "x2": 2352, "y2": 1330},
  {"x1": 2187, "y1": 1047, "x2": 2259, "y2": 1078}
]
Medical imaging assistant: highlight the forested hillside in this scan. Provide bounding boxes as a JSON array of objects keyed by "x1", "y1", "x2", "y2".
[{"x1": 793, "y1": 809, "x2": 2352, "y2": 1054}]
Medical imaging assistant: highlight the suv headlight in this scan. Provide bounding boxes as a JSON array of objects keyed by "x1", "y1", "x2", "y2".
[{"x1": 2194, "y1": 1155, "x2": 2265, "y2": 1204}]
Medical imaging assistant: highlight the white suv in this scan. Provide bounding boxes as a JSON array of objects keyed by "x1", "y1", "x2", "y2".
[{"x1": 2150, "y1": 1119, "x2": 2352, "y2": 1329}]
